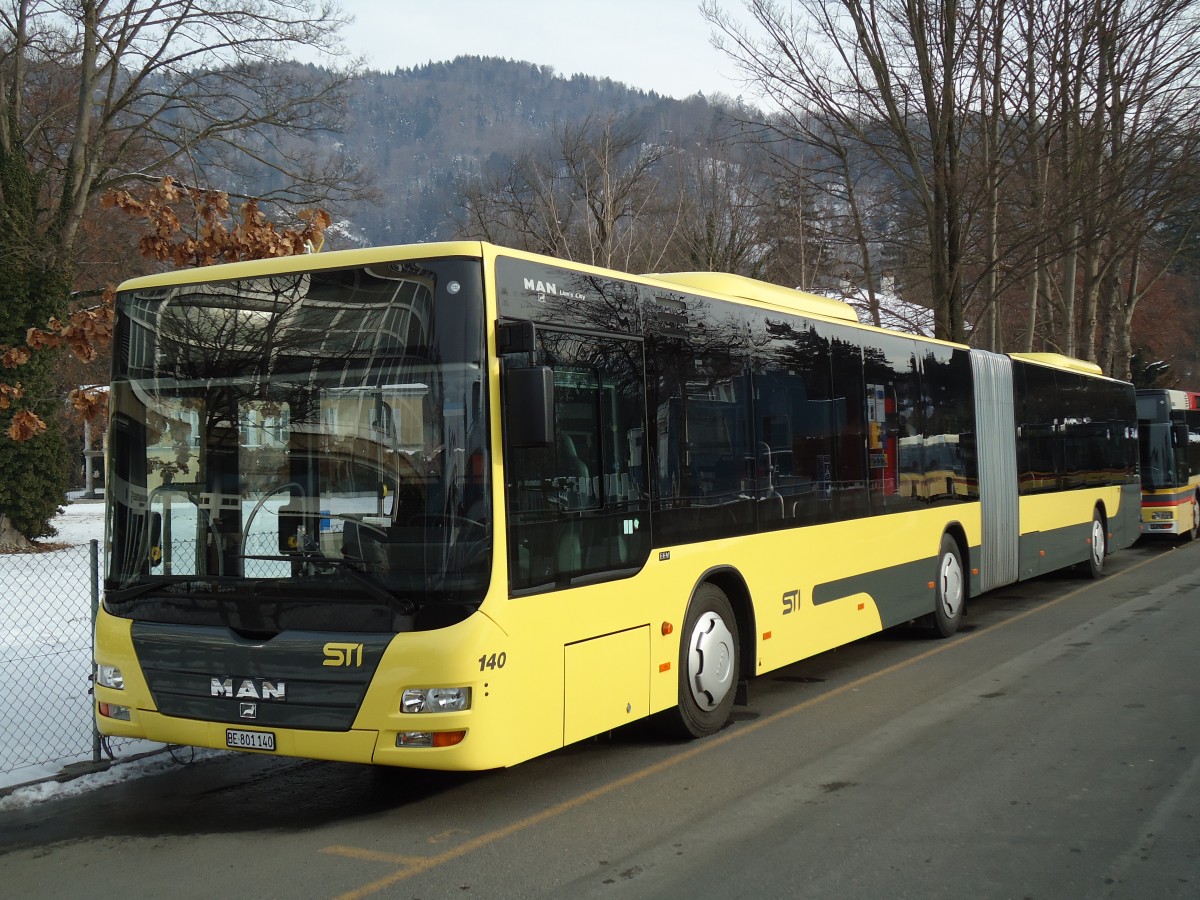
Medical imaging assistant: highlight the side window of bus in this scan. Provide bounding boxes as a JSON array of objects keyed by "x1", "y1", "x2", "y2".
[
  {"x1": 861, "y1": 334, "x2": 924, "y2": 515},
  {"x1": 752, "y1": 316, "x2": 868, "y2": 529},
  {"x1": 1015, "y1": 363, "x2": 1060, "y2": 494},
  {"x1": 1060, "y1": 375, "x2": 1133, "y2": 489},
  {"x1": 505, "y1": 332, "x2": 650, "y2": 594},
  {"x1": 919, "y1": 346, "x2": 978, "y2": 503},
  {"x1": 650, "y1": 302, "x2": 754, "y2": 544},
  {"x1": 1188, "y1": 410, "x2": 1200, "y2": 477}
]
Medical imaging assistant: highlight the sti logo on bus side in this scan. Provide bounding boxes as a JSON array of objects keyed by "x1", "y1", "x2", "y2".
[{"x1": 210, "y1": 677, "x2": 286, "y2": 701}]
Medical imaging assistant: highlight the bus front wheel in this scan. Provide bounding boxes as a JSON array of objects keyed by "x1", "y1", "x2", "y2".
[
  {"x1": 660, "y1": 583, "x2": 739, "y2": 739},
  {"x1": 1185, "y1": 495, "x2": 1200, "y2": 542}
]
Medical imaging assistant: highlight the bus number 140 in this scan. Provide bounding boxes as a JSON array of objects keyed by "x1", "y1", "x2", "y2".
[{"x1": 479, "y1": 652, "x2": 507, "y2": 671}]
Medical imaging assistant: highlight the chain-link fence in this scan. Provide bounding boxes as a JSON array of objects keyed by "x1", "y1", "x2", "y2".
[{"x1": 0, "y1": 539, "x2": 153, "y2": 789}]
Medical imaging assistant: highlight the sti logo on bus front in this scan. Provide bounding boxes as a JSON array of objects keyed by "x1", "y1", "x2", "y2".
[{"x1": 210, "y1": 677, "x2": 286, "y2": 701}]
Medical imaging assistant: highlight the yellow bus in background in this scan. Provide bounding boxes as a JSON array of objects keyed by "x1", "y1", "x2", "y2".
[
  {"x1": 95, "y1": 242, "x2": 1141, "y2": 770},
  {"x1": 1137, "y1": 388, "x2": 1200, "y2": 540}
]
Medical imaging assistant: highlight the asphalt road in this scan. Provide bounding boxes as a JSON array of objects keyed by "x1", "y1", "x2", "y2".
[{"x1": 2, "y1": 537, "x2": 1197, "y2": 899}]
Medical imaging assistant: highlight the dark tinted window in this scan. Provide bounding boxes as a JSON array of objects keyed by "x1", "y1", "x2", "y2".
[
  {"x1": 505, "y1": 331, "x2": 650, "y2": 593},
  {"x1": 751, "y1": 314, "x2": 836, "y2": 528},
  {"x1": 1015, "y1": 362, "x2": 1060, "y2": 494},
  {"x1": 860, "y1": 332, "x2": 926, "y2": 514},
  {"x1": 1015, "y1": 361, "x2": 1135, "y2": 494},
  {"x1": 829, "y1": 328, "x2": 869, "y2": 518},
  {"x1": 919, "y1": 346, "x2": 979, "y2": 503},
  {"x1": 648, "y1": 294, "x2": 755, "y2": 544}
]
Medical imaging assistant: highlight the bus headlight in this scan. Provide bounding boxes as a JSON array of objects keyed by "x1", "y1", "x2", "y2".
[
  {"x1": 401, "y1": 687, "x2": 471, "y2": 713},
  {"x1": 96, "y1": 663, "x2": 125, "y2": 690}
]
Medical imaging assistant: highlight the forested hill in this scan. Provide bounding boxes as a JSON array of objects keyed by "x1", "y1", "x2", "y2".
[{"x1": 326, "y1": 55, "x2": 744, "y2": 246}]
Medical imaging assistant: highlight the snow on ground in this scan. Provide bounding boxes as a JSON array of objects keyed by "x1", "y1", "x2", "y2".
[
  {"x1": 0, "y1": 501, "x2": 184, "y2": 806},
  {"x1": 0, "y1": 747, "x2": 228, "y2": 812}
]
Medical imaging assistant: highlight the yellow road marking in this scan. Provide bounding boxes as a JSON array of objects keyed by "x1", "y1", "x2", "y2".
[
  {"x1": 322, "y1": 846, "x2": 423, "y2": 866},
  {"x1": 326, "y1": 550, "x2": 1166, "y2": 899}
]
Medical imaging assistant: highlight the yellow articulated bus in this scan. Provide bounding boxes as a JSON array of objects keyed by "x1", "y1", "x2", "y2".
[
  {"x1": 1136, "y1": 388, "x2": 1200, "y2": 540},
  {"x1": 95, "y1": 242, "x2": 1141, "y2": 770}
]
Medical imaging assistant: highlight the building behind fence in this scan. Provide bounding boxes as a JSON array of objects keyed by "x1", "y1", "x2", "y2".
[{"x1": 1, "y1": 537, "x2": 152, "y2": 789}]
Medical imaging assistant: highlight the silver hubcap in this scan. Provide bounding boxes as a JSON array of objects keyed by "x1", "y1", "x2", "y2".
[
  {"x1": 687, "y1": 611, "x2": 735, "y2": 710},
  {"x1": 938, "y1": 552, "x2": 963, "y2": 618},
  {"x1": 1091, "y1": 517, "x2": 1105, "y2": 567}
]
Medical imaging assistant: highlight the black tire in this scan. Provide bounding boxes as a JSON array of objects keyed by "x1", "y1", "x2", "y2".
[
  {"x1": 1183, "y1": 494, "x2": 1200, "y2": 543},
  {"x1": 929, "y1": 534, "x2": 965, "y2": 638},
  {"x1": 1084, "y1": 509, "x2": 1107, "y2": 578},
  {"x1": 658, "y1": 583, "x2": 740, "y2": 739}
]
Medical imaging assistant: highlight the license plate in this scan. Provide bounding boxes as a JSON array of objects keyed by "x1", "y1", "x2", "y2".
[{"x1": 226, "y1": 728, "x2": 276, "y2": 751}]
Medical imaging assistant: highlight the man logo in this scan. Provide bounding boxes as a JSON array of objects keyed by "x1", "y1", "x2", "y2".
[{"x1": 210, "y1": 677, "x2": 286, "y2": 701}]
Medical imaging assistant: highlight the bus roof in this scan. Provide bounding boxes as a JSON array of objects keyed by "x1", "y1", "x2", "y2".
[
  {"x1": 648, "y1": 272, "x2": 859, "y2": 323},
  {"x1": 1009, "y1": 352, "x2": 1104, "y2": 377},
  {"x1": 113, "y1": 241, "x2": 1119, "y2": 383},
  {"x1": 114, "y1": 241, "x2": 490, "y2": 292}
]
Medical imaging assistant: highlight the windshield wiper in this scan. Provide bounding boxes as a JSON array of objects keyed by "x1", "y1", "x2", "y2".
[{"x1": 107, "y1": 578, "x2": 218, "y2": 603}]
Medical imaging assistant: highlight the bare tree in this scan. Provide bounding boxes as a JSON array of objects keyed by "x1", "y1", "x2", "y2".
[
  {"x1": 452, "y1": 113, "x2": 679, "y2": 272},
  {"x1": 656, "y1": 124, "x2": 772, "y2": 277},
  {"x1": 705, "y1": 0, "x2": 983, "y2": 342},
  {"x1": 0, "y1": 0, "x2": 362, "y2": 541},
  {"x1": 1000, "y1": 0, "x2": 1200, "y2": 372},
  {"x1": 2, "y1": 1, "x2": 364, "y2": 270}
]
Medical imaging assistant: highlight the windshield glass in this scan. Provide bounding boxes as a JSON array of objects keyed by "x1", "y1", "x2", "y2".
[
  {"x1": 1138, "y1": 423, "x2": 1177, "y2": 490},
  {"x1": 105, "y1": 257, "x2": 490, "y2": 633}
]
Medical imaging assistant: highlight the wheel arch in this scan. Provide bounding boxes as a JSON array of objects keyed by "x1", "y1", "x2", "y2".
[{"x1": 692, "y1": 565, "x2": 756, "y2": 683}]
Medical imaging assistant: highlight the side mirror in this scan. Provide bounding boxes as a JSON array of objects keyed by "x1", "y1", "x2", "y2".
[
  {"x1": 504, "y1": 366, "x2": 554, "y2": 448},
  {"x1": 1172, "y1": 422, "x2": 1189, "y2": 448}
]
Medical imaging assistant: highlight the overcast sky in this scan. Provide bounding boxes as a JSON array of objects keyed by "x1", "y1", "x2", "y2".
[{"x1": 331, "y1": 0, "x2": 751, "y2": 101}]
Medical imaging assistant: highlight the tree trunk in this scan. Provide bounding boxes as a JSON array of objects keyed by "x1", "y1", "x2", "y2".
[{"x1": 0, "y1": 513, "x2": 34, "y2": 553}]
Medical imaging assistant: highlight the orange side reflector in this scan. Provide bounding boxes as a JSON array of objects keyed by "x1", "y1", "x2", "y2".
[
  {"x1": 857, "y1": 602, "x2": 865, "y2": 610},
  {"x1": 661, "y1": 622, "x2": 674, "y2": 636},
  {"x1": 762, "y1": 631, "x2": 772, "y2": 640},
  {"x1": 972, "y1": 568, "x2": 980, "y2": 576},
  {"x1": 659, "y1": 662, "x2": 671, "y2": 673},
  {"x1": 928, "y1": 581, "x2": 936, "y2": 589},
  {"x1": 1039, "y1": 550, "x2": 1046, "y2": 557}
]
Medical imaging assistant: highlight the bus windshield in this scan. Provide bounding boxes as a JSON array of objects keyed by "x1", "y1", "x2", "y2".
[
  {"x1": 104, "y1": 257, "x2": 490, "y2": 634},
  {"x1": 1137, "y1": 392, "x2": 1177, "y2": 490}
]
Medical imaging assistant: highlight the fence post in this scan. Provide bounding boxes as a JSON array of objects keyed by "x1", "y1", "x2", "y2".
[{"x1": 90, "y1": 539, "x2": 101, "y2": 764}]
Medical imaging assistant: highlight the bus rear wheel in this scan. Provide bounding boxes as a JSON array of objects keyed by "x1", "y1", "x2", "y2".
[
  {"x1": 928, "y1": 534, "x2": 965, "y2": 638},
  {"x1": 1084, "y1": 510, "x2": 1107, "y2": 578},
  {"x1": 659, "y1": 583, "x2": 739, "y2": 739}
]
